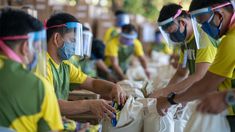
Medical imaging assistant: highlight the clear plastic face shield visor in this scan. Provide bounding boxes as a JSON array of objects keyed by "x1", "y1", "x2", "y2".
[
  {"x1": 0, "y1": 29, "x2": 47, "y2": 76},
  {"x1": 47, "y1": 22, "x2": 83, "y2": 57},
  {"x1": 190, "y1": 2, "x2": 233, "y2": 44},
  {"x1": 158, "y1": 9, "x2": 185, "y2": 48},
  {"x1": 83, "y1": 30, "x2": 93, "y2": 59}
]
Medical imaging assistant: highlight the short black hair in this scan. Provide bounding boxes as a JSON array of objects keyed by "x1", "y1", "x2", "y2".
[
  {"x1": 189, "y1": 0, "x2": 233, "y2": 12},
  {"x1": 158, "y1": 3, "x2": 189, "y2": 22},
  {"x1": 115, "y1": 10, "x2": 126, "y2": 16},
  {"x1": 121, "y1": 24, "x2": 137, "y2": 34},
  {"x1": 46, "y1": 12, "x2": 79, "y2": 42},
  {"x1": 0, "y1": 7, "x2": 43, "y2": 48}
]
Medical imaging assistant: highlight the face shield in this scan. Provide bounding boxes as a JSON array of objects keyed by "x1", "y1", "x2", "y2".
[
  {"x1": 158, "y1": 9, "x2": 186, "y2": 48},
  {"x1": 120, "y1": 31, "x2": 138, "y2": 46},
  {"x1": 83, "y1": 30, "x2": 93, "y2": 59},
  {"x1": 47, "y1": 22, "x2": 83, "y2": 59},
  {"x1": 116, "y1": 14, "x2": 130, "y2": 27},
  {"x1": 0, "y1": 29, "x2": 47, "y2": 76},
  {"x1": 190, "y1": 2, "x2": 232, "y2": 44}
]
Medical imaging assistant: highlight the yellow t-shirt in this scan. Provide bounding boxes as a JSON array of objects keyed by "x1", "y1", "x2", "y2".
[
  {"x1": 103, "y1": 27, "x2": 120, "y2": 44},
  {"x1": 45, "y1": 53, "x2": 87, "y2": 100},
  {"x1": 105, "y1": 36, "x2": 144, "y2": 67},
  {"x1": 0, "y1": 55, "x2": 63, "y2": 131},
  {"x1": 208, "y1": 27, "x2": 235, "y2": 115},
  {"x1": 179, "y1": 31, "x2": 217, "y2": 64}
]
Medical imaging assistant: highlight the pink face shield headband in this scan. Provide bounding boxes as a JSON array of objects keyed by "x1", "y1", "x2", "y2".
[{"x1": 0, "y1": 35, "x2": 28, "y2": 63}]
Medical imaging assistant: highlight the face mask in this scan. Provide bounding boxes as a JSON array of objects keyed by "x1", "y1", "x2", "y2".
[
  {"x1": 58, "y1": 41, "x2": 75, "y2": 60},
  {"x1": 169, "y1": 24, "x2": 187, "y2": 42},
  {"x1": 120, "y1": 37, "x2": 134, "y2": 46},
  {"x1": 27, "y1": 53, "x2": 38, "y2": 70},
  {"x1": 155, "y1": 34, "x2": 162, "y2": 44},
  {"x1": 201, "y1": 14, "x2": 223, "y2": 40}
]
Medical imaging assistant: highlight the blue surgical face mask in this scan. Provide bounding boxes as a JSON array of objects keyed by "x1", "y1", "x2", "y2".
[
  {"x1": 169, "y1": 24, "x2": 187, "y2": 42},
  {"x1": 201, "y1": 13, "x2": 223, "y2": 40},
  {"x1": 27, "y1": 53, "x2": 38, "y2": 70},
  {"x1": 58, "y1": 41, "x2": 75, "y2": 60}
]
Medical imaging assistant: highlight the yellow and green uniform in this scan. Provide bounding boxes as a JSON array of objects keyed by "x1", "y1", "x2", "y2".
[
  {"x1": 208, "y1": 26, "x2": 235, "y2": 115},
  {"x1": 178, "y1": 30, "x2": 217, "y2": 75},
  {"x1": 45, "y1": 53, "x2": 88, "y2": 100},
  {"x1": 151, "y1": 42, "x2": 173, "y2": 54},
  {"x1": 0, "y1": 55, "x2": 63, "y2": 132},
  {"x1": 105, "y1": 36, "x2": 144, "y2": 72},
  {"x1": 103, "y1": 27, "x2": 120, "y2": 44},
  {"x1": 70, "y1": 56, "x2": 97, "y2": 78}
]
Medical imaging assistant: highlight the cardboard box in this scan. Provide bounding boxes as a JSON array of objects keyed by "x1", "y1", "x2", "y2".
[
  {"x1": 35, "y1": 0, "x2": 50, "y2": 21},
  {"x1": 68, "y1": 90, "x2": 100, "y2": 101},
  {"x1": 0, "y1": 0, "x2": 8, "y2": 6}
]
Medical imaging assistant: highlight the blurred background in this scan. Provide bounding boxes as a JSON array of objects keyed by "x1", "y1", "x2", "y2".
[{"x1": 0, "y1": 0, "x2": 191, "y2": 48}]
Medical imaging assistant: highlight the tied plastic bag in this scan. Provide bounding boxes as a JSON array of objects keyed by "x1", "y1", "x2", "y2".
[
  {"x1": 137, "y1": 98, "x2": 176, "y2": 132},
  {"x1": 173, "y1": 102, "x2": 196, "y2": 132},
  {"x1": 117, "y1": 80, "x2": 145, "y2": 98},
  {"x1": 184, "y1": 109, "x2": 230, "y2": 132},
  {"x1": 102, "y1": 96, "x2": 144, "y2": 132}
]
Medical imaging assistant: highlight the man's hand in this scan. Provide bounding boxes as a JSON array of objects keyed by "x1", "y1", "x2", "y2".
[
  {"x1": 156, "y1": 97, "x2": 171, "y2": 116},
  {"x1": 87, "y1": 99, "x2": 116, "y2": 119},
  {"x1": 110, "y1": 84, "x2": 127, "y2": 105},
  {"x1": 197, "y1": 92, "x2": 228, "y2": 114}
]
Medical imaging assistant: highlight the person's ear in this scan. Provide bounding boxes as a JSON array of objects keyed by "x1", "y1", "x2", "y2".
[
  {"x1": 179, "y1": 19, "x2": 186, "y2": 27},
  {"x1": 214, "y1": 11, "x2": 224, "y2": 25},
  {"x1": 53, "y1": 33, "x2": 64, "y2": 48},
  {"x1": 178, "y1": 19, "x2": 187, "y2": 32},
  {"x1": 20, "y1": 40, "x2": 29, "y2": 57}
]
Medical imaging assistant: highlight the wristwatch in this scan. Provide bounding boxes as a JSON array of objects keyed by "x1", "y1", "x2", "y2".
[
  {"x1": 167, "y1": 92, "x2": 178, "y2": 105},
  {"x1": 225, "y1": 91, "x2": 235, "y2": 106}
]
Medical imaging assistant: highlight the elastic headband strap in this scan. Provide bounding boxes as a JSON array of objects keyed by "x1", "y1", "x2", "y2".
[
  {"x1": 0, "y1": 40, "x2": 22, "y2": 63},
  {"x1": 0, "y1": 35, "x2": 28, "y2": 40}
]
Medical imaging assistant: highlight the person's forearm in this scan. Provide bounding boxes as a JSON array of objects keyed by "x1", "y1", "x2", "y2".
[
  {"x1": 174, "y1": 72, "x2": 224, "y2": 104},
  {"x1": 58, "y1": 100, "x2": 90, "y2": 116},
  {"x1": 139, "y1": 56, "x2": 148, "y2": 70},
  {"x1": 90, "y1": 79, "x2": 115, "y2": 95},
  {"x1": 169, "y1": 73, "x2": 202, "y2": 94},
  {"x1": 168, "y1": 71, "x2": 188, "y2": 85},
  {"x1": 158, "y1": 74, "x2": 200, "y2": 97},
  {"x1": 112, "y1": 64, "x2": 126, "y2": 80},
  {"x1": 96, "y1": 60, "x2": 110, "y2": 74}
]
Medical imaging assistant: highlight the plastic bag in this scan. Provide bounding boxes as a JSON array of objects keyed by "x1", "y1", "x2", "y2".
[
  {"x1": 184, "y1": 109, "x2": 230, "y2": 132},
  {"x1": 137, "y1": 98, "x2": 176, "y2": 132},
  {"x1": 102, "y1": 96, "x2": 144, "y2": 132}
]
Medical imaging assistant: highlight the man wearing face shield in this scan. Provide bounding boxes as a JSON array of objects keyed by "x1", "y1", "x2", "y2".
[
  {"x1": 44, "y1": 12, "x2": 126, "y2": 120},
  {"x1": 0, "y1": 8, "x2": 63, "y2": 131},
  {"x1": 103, "y1": 10, "x2": 130, "y2": 44},
  {"x1": 150, "y1": 4, "x2": 217, "y2": 99},
  {"x1": 105, "y1": 24, "x2": 150, "y2": 81},
  {"x1": 156, "y1": 0, "x2": 235, "y2": 129}
]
